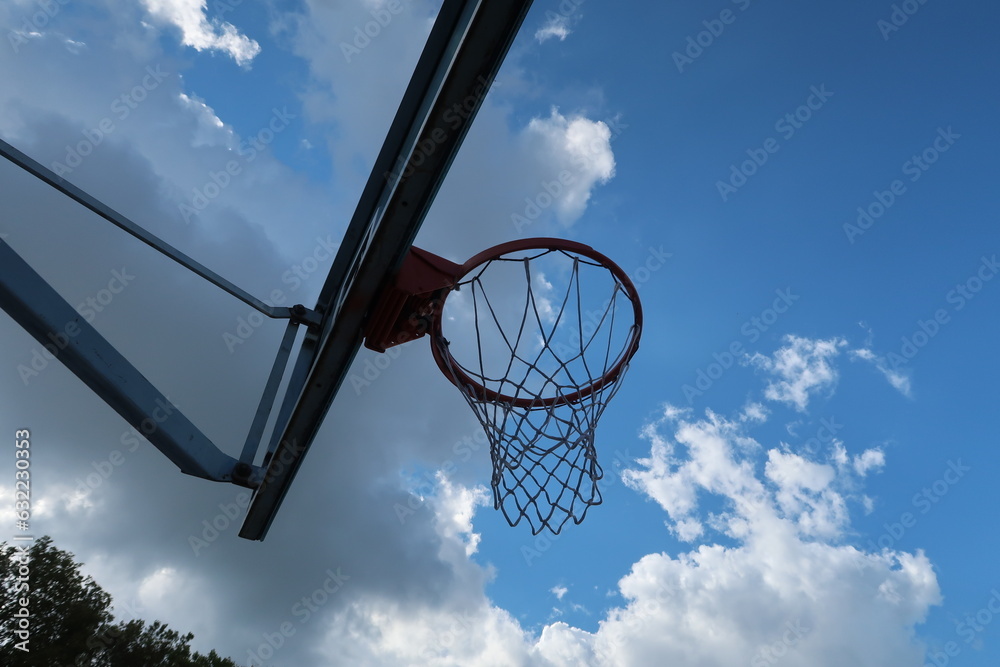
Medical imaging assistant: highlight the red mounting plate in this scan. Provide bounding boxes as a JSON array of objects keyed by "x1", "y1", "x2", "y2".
[{"x1": 364, "y1": 246, "x2": 462, "y2": 352}]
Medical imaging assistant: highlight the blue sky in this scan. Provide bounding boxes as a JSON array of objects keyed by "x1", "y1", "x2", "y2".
[{"x1": 2, "y1": 0, "x2": 999, "y2": 665}]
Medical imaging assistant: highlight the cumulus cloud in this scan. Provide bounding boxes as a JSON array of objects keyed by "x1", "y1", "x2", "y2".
[
  {"x1": 765, "y1": 449, "x2": 845, "y2": 538},
  {"x1": 141, "y1": 0, "x2": 261, "y2": 66},
  {"x1": 609, "y1": 406, "x2": 940, "y2": 665},
  {"x1": 622, "y1": 406, "x2": 868, "y2": 541},
  {"x1": 522, "y1": 108, "x2": 616, "y2": 225},
  {"x1": 750, "y1": 336, "x2": 847, "y2": 411}
]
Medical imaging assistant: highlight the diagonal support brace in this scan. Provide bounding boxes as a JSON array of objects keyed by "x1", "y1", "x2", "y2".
[{"x1": 0, "y1": 239, "x2": 260, "y2": 487}]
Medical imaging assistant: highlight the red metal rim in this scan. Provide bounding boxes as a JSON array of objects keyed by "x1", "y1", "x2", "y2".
[{"x1": 430, "y1": 237, "x2": 643, "y2": 408}]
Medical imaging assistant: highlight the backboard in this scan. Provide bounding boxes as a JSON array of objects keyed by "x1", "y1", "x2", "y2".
[
  {"x1": 236, "y1": 0, "x2": 537, "y2": 540},
  {"x1": 0, "y1": 0, "x2": 535, "y2": 542}
]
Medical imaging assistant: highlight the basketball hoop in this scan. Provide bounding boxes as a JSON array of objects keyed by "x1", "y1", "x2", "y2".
[{"x1": 365, "y1": 238, "x2": 643, "y2": 534}]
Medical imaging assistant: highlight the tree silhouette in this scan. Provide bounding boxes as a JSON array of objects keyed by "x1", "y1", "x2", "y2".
[{"x1": 0, "y1": 536, "x2": 239, "y2": 666}]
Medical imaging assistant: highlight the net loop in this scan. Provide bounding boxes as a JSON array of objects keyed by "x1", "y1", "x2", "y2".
[{"x1": 432, "y1": 240, "x2": 641, "y2": 534}]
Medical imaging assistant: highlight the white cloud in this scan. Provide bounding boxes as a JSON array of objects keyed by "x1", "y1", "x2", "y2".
[
  {"x1": 141, "y1": 0, "x2": 261, "y2": 66},
  {"x1": 853, "y1": 448, "x2": 886, "y2": 476},
  {"x1": 535, "y1": 14, "x2": 571, "y2": 43},
  {"x1": 137, "y1": 567, "x2": 180, "y2": 605},
  {"x1": 431, "y1": 473, "x2": 490, "y2": 560},
  {"x1": 671, "y1": 517, "x2": 704, "y2": 542},
  {"x1": 831, "y1": 440, "x2": 849, "y2": 467},
  {"x1": 885, "y1": 371, "x2": 911, "y2": 394},
  {"x1": 765, "y1": 449, "x2": 845, "y2": 538},
  {"x1": 319, "y1": 597, "x2": 536, "y2": 666},
  {"x1": 64, "y1": 38, "x2": 87, "y2": 54},
  {"x1": 587, "y1": 544, "x2": 939, "y2": 666},
  {"x1": 624, "y1": 406, "x2": 864, "y2": 542},
  {"x1": 176, "y1": 92, "x2": 233, "y2": 148},
  {"x1": 609, "y1": 406, "x2": 941, "y2": 665},
  {"x1": 852, "y1": 347, "x2": 875, "y2": 361},
  {"x1": 850, "y1": 347, "x2": 913, "y2": 397},
  {"x1": 750, "y1": 336, "x2": 847, "y2": 411},
  {"x1": 312, "y1": 477, "x2": 537, "y2": 666},
  {"x1": 522, "y1": 108, "x2": 616, "y2": 225},
  {"x1": 551, "y1": 585, "x2": 568, "y2": 600},
  {"x1": 740, "y1": 401, "x2": 769, "y2": 423}
]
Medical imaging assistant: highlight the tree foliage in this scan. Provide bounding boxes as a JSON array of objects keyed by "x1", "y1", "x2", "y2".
[{"x1": 0, "y1": 536, "x2": 238, "y2": 666}]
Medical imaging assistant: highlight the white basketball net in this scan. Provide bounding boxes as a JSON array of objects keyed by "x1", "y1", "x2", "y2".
[{"x1": 435, "y1": 247, "x2": 640, "y2": 534}]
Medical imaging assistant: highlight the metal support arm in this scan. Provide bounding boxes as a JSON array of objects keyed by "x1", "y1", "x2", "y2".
[
  {"x1": 0, "y1": 138, "x2": 292, "y2": 320},
  {"x1": 0, "y1": 240, "x2": 259, "y2": 487}
]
